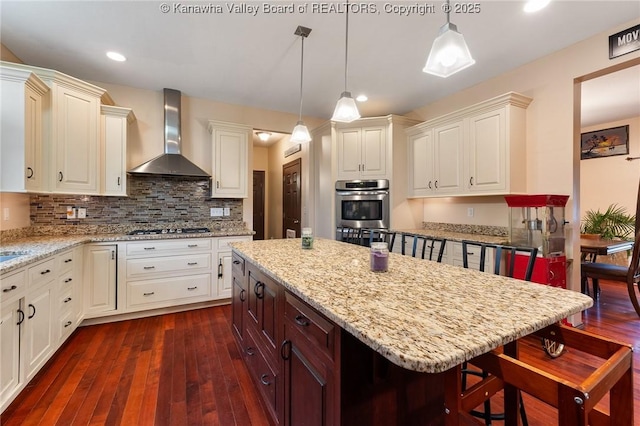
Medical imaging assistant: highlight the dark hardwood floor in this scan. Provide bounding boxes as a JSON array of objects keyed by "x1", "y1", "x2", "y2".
[{"x1": 2, "y1": 280, "x2": 639, "y2": 425}]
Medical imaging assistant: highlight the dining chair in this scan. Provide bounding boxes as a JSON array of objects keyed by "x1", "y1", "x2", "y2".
[
  {"x1": 338, "y1": 227, "x2": 364, "y2": 245},
  {"x1": 461, "y1": 242, "x2": 536, "y2": 425},
  {"x1": 401, "y1": 233, "x2": 447, "y2": 262},
  {"x1": 581, "y1": 230, "x2": 640, "y2": 316},
  {"x1": 367, "y1": 229, "x2": 397, "y2": 252}
]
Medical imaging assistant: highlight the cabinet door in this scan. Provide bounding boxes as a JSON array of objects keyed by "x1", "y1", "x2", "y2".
[
  {"x1": 282, "y1": 322, "x2": 336, "y2": 426},
  {"x1": 25, "y1": 283, "x2": 55, "y2": 380},
  {"x1": 52, "y1": 85, "x2": 99, "y2": 194},
  {"x1": 408, "y1": 131, "x2": 434, "y2": 196},
  {"x1": 24, "y1": 83, "x2": 45, "y2": 192},
  {"x1": 246, "y1": 267, "x2": 280, "y2": 354},
  {"x1": 433, "y1": 121, "x2": 464, "y2": 195},
  {"x1": 231, "y1": 274, "x2": 246, "y2": 343},
  {"x1": 212, "y1": 127, "x2": 248, "y2": 198},
  {"x1": 0, "y1": 299, "x2": 22, "y2": 411},
  {"x1": 467, "y1": 108, "x2": 506, "y2": 193},
  {"x1": 360, "y1": 126, "x2": 387, "y2": 178},
  {"x1": 84, "y1": 244, "x2": 117, "y2": 317},
  {"x1": 101, "y1": 107, "x2": 130, "y2": 196},
  {"x1": 336, "y1": 128, "x2": 362, "y2": 180}
]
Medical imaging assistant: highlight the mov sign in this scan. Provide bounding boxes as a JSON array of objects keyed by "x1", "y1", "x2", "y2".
[{"x1": 609, "y1": 24, "x2": 640, "y2": 59}]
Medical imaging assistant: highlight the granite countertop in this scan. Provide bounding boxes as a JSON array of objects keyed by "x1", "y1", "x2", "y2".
[
  {"x1": 231, "y1": 238, "x2": 593, "y2": 374},
  {"x1": 0, "y1": 229, "x2": 254, "y2": 274},
  {"x1": 395, "y1": 228, "x2": 508, "y2": 245}
]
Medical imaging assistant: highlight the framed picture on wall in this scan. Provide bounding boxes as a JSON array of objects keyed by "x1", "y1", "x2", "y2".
[{"x1": 580, "y1": 125, "x2": 629, "y2": 160}]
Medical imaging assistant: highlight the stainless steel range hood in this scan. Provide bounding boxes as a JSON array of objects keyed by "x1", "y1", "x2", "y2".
[{"x1": 128, "y1": 88, "x2": 210, "y2": 177}]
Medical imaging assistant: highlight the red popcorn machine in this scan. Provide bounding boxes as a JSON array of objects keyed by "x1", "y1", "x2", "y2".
[{"x1": 504, "y1": 194, "x2": 570, "y2": 288}]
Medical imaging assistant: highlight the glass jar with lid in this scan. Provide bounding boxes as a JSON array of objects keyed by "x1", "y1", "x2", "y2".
[{"x1": 370, "y1": 242, "x2": 389, "y2": 272}]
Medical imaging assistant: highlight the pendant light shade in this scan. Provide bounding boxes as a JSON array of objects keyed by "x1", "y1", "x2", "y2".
[
  {"x1": 423, "y1": 1, "x2": 475, "y2": 78},
  {"x1": 291, "y1": 26, "x2": 312, "y2": 143},
  {"x1": 332, "y1": 91, "x2": 360, "y2": 123},
  {"x1": 331, "y1": 0, "x2": 360, "y2": 122}
]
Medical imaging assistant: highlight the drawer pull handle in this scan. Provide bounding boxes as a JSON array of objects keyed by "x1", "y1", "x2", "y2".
[
  {"x1": 218, "y1": 259, "x2": 223, "y2": 278},
  {"x1": 40, "y1": 269, "x2": 51, "y2": 275},
  {"x1": 294, "y1": 315, "x2": 310, "y2": 327},
  {"x1": 17, "y1": 309, "x2": 25, "y2": 326},
  {"x1": 28, "y1": 304, "x2": 36, "y2": 319},
  {"x1": 188, "y1": 244, "x2": 198, "y2": 248},
  {"x1": 143, "y1": 292, "x2": 155, "y2": 296},
  {"x1": 64, "y1": 297, "x2": 72, "y2": 303},
  {"x1": 58, "y1": 171, "x2": 63, "y2": 182},
  {"x1": 143, "y1": 247, "x2": 156, "y2": 250},
  {"x1": 254, "y1": 282, "x2": 265, "y2": 299},
  {"x1": 27, "y1": 167, "x2": 34, "y2": 178},
  {"x1": 468, "y1": 251, "x2": 475, "y2": 256},
  {"x1": 64, "y1": 321, "x2": 72, "y2": 328},
  {"x1": 3, "y1": 285, "x2": 17, "y2": 293},
  {"x1": 232, "y1": 260, "x2": 241, "y2": 265},
  {"x1": 65, "y1": 278, "x2": 72, "y2": 283},
  {"x1": 260, "y1": 374, "x2": 271, "y2": 386},
  {"x1": 143, "y1": 266, "x2": 156, "y2": 270},
  {"x1": 246, "y1": 346, "x2": 255, "y2": 356},
  {"x1": 64, "y1": 259, "x2": 72, "y2": 263},
  {"x1": 239, "y1": 288, "x2": 246, "y2": 302},
  {"x1": 187, "y1": 286, "x2": 198, "y2": 291},
  {"x1": 280, "y1": 340, "x2": 291, "y2": 360},
  {"x1": 188, "y1": 262, "x2": 198, "y2": 266}
]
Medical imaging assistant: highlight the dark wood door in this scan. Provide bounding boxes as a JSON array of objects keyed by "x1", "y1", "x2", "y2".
[
  {"x1": 253, "y1": 170, "x2": 265, "y2": 240},
  {"x1": 283, "y1": 159, "x2": 301, "y2": 238}
]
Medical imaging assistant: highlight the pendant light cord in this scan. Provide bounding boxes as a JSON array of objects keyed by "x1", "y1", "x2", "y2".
[
  {"x1": 299, "y1": 34, "x2": 305, "y2": 121},
  {"x1": 344, "y1": 0, "x2": 349, "y2": 92},
  {"x1": 445, "y1": 0, "x2": 450, "y2": 23}
]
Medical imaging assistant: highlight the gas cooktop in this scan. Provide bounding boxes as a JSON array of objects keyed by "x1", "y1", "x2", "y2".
[{"x1": 128, "y1": 227, "x2": 210, "y2": 236}]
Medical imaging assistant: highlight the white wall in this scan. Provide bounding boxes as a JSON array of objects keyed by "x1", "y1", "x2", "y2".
[
  {"x1": 580, "y1": 116, "x2": 640, "y2": 221},
  {"x1": 0, "y1": 193, "x2": 30, "y2": 231}
]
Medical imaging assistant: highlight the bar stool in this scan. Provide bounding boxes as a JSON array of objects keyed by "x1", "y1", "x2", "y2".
[
  {"x1": 400, "y1": 233, "x2": 447, "y2": 262},
  {"x1": 367, "y1": 229, "x2": 398, "y2": 252},
  {"x1": 461, "y1": 242, "x2": 537, "y2": 425},
  {"x1": 338, "y1": 227, "x2": 364, "y2": 245}
]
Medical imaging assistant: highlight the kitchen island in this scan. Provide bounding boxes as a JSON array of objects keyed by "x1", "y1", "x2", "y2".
[{"x1": 231, "y1": 238, "x2": 631, "y2": 425}]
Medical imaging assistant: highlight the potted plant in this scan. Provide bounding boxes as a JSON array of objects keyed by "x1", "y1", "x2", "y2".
[{"x1": 580, "y1": 204, "x2": 635, "y2": 240}]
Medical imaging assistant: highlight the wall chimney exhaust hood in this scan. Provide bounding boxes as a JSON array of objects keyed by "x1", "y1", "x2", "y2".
[{"x1": 128, "y1": 88, "x2": 210, "y2": 177}]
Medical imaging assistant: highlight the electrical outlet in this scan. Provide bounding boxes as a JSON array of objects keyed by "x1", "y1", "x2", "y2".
[
  {"x1": 66, "y1": 206, "x2": 76, "y2": 219},
  {"x1": 467, "y1": 207, "x2": 474, "y2": 217},
  {"x1": 223, "y1": 208, "x2": 230, "y2": 216},
  {"x1": 210, "y1": 207, "x2": 223, "y2": 217},
  {"x1": 77, "y1": 208, "x2": 87, "y2": 219}
]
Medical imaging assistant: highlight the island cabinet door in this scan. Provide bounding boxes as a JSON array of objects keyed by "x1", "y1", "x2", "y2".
[
  {"x1": 246, "y1": 265, "x2": 281, "y2": 356},
  {"x1": 282, "y1": 321, "x2": 338, "y2": 426}
]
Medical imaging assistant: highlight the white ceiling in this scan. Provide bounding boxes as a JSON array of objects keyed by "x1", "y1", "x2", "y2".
[{"x1": 1, "y1": 1, "x2": 639, "y2": 127}]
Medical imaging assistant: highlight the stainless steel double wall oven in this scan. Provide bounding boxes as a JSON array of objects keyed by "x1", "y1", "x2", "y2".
[{"x1": 335, "y1": 179, "x2": 390, "y2": 239}]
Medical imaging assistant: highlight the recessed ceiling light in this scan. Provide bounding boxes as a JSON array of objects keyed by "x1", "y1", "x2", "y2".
[
  {"x1": 106, "y1": 51, "x2": 126, "y2": 62},
  {"x1": 524, "y1": 0, "x2": 551, "y2": 13},
  {"x1": 356, "y1": 94, "x2": 368, "y2": 102}
]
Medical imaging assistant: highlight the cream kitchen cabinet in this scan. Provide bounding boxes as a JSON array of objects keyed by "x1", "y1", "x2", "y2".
[
  {"x1": 0, "y1": 270, "x2": 25, "y2": 412},
  {"x1": 101, "y1": 105, "x2": 135, "y2": 196},
  {"x1": 56, "y1": 247, "x2": 83, "y2": 342},
  {"x1": 216, "y1": 236, "x2": 252, "y2": 299},
  {"x1": 407, "y1": 92, "x2": 532, "y2": 198},
  {"x1": 83, "y1": 244, "x2": 117, "y2": 318},
  {"x1": 0, "y1": 64, "x2": 50, "y2": 193},
  {"x1": 336, "y1": 125, "x2": 388, "y2": 180},
  {"x1": 208, "y1": 120, "x2": 250, "y2": 198}
]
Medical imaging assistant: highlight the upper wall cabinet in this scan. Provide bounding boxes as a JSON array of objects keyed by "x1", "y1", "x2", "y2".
[
  {"x1": 0, "y1": 64, "x2": 50, "y2": 193},
  {"x1": 336, "y1": 124, "x2": 388, "y2": 180},
  {"x1": 407, "y1": 92, "x2": 532, "y2": 198},
  {"x1": 101, "y1": 105, "x2": 135, "y2": 196},
  {"x1": 208, "y1": 120, "x2": 250, "y2": 198}
]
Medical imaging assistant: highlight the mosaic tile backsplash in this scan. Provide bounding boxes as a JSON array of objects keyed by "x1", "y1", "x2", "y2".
[{"x1": 30, "y1": 175, "x2": 243, "y2": 227}]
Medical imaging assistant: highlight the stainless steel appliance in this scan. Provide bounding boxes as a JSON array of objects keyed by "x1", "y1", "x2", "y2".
[
  {"x1": 128, "y1": 227, "x2": 210, "y2": 235},
  {"x1": 335, "y1": 179, "x2": 390, "y2": 235}
]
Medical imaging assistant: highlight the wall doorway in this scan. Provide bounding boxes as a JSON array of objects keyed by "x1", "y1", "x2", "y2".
[
  {"x1": 282, "y1": 158, "x2": 301, "y2": 238},
  {"x1": 253, "y1": 170, "x2": 265, "y2": 240}
]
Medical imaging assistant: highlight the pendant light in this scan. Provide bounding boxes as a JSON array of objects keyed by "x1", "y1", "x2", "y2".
[
  {"x1": 290, "y1": 26, "x2": 312, "y2": 144},
  {"x1": 331, "y1": 0, "x2": 360, "y2": 122},
  {"x1": 423, "y1": 0, "x2": 475, "y2": 78}
]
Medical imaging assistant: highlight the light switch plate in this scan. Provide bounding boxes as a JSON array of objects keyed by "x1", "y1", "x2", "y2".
[
  {"x1": 210, "y1": 207, "x2": 224, "y2": 217},
  {"x1": 77, "y1": 208, "x2": 87, "y2": 219},
  {"x1": 223, "y1": 208, "x2": 230, "y2": 216}
]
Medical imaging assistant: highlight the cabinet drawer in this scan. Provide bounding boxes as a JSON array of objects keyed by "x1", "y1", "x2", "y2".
[
  {"x1": 59, "y1": 309, "x2": 75, "y2": 341},
  {"x1": 58, "y1": 270, "x2": 74, "y2": 290},
  {"x1": 244, "y1": 326, "x2": 278, "y2": 419},
  {"x1": 58, "y1": 288, "x2": 74, "y2": 313},
  {"x1": 28, "y1": 258, "x2": 56, "y2": 288},
  {"x1": 232, "y1": 252, "x2": 245, "y2": 276},
  {"x1": 1, "y1": 270, "x2": 26, "y2": 303},
  {"x1": 126, "y1": 253, "x2": 211, "y2": 279},
  {"x1": 127, "y1": 274, "x2": 211, "y2": 308},
  {"x1": 57, "y1": 250, "x2": 76, "y2": 274},
  {"x1": 285, "y1": 291, "x2": 336, "y2": 361},
  {"x1": 217, "y1": 236, "x2": 251, "y2": 251},
  {"x1": 126, "y1": 239, "x2": 211, "y2": 256}
]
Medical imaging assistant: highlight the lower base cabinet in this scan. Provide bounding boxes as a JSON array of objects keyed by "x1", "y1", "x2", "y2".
[
  {"x1": 0, "y1": 298, "x2": 22, "y2": 410},
  {"x1": 83, "y1": 244, "x2": 117, "y2": 317}
]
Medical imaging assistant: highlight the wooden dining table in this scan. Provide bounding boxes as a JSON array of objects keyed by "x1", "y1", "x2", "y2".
[{"x1": 580, "y1": 237, "x2": 634, "y2": 258}]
